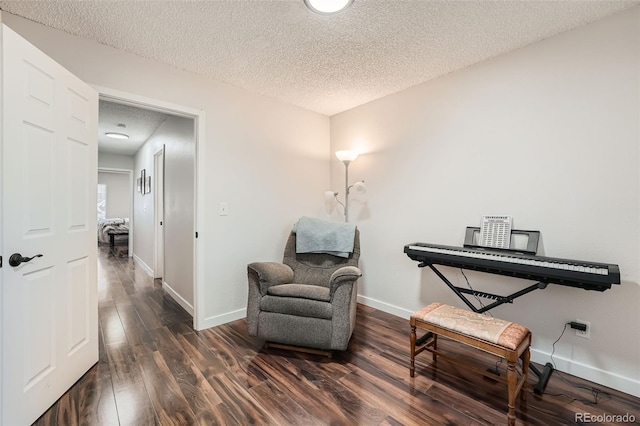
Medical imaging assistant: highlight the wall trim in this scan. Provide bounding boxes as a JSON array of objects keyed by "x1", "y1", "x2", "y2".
[
  {"x1": 163, "y1": 281, "x2": 194, "y2": 316},
  {"x1": 133, "y1": 253, "x2": 153, "y2": 277},
  {"x1": 198, "y1": 308, "x2": 246, "y2": 331},
  {"x1": 530, "y1": 348, "x2": 640, "y2": 398},
  {"x1": 357, "y1": 294, "x2": 413, "y2": 319}
]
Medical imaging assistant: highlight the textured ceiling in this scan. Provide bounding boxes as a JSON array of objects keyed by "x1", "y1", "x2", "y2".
[
  {"x1": 98, "y1": 101, "x2": 168, "y2": 156},
  {"x1": 1, "y1": 0, "x2": 638, "y2": 117}
]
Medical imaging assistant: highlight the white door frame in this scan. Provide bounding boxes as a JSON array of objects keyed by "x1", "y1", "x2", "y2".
[
  {"x1": 153, "y1": 147, "x2": 164, "y2": 279},
  {"x1": 95, "y1": 86, "x2": 205, "y2": 330},
  {"x1": 97, "y1": 167, "x2": 134, "y2": 256}
]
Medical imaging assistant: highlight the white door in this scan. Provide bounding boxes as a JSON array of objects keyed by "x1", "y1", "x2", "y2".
[
  {"x1": 154, "y1": 147, "x2": 164, "y2": 278},
  {"x1": 1, "y1": 25, "x2": 98, "y2": 425}
]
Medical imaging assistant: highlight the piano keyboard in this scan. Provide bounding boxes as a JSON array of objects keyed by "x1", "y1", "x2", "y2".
[{"x1": 408, "y1": 244, "x2": 609, "y2": 275}]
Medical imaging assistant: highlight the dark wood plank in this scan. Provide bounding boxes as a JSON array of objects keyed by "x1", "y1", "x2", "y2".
[
  {"x1": 73, "y1": 366, "x2": 119, "y2": 426},
  {"x1": 247, "y1": 379, "x2": 324, "y2": 425},
  {"x1": 173, "y1": 332, "x2": 228, "y2": 379},
  {"x1": 105, "y1": 341, "x2": 158, "y2": 425},
  {"x1": 116, "y1": 303, "x2": 157, "y2": 351},
  {"x1": 136, "y1": 350, "x2": 197, "y2": 425},
  {"x1": 129, "y1": 291, "x2": 165, "y2": 330},
  {"x1": 98, "y1": 300, "x2": 127, "y2": 345},
  {"x1": 247, "y1": 353, "x2": 358, "y2": 424},
  {"x1": 203, "y1": 371, "x2": 280, "y2": 425}
]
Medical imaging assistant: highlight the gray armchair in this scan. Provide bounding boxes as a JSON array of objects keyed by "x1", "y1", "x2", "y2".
[{"x1": 247, "y1": 229, "x2": 361, "y2": 355}]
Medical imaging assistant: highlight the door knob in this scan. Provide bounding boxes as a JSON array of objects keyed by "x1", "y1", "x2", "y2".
[{"x1": 8, "y1": 253, "x2": 43, "y2": 267}]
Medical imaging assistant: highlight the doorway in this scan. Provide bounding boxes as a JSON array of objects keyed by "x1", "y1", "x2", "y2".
[
  {"x1": 97, "y1": 167, "x2": 134, "y2": 256},
  {"x1": 97, "y1": 87, "x2": 203, "y2": 329}
]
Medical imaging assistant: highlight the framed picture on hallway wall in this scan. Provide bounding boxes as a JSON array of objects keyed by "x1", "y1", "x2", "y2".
[
  {"x1": 140, "y1": 169, "x2": 146, "y2": 194},
  {"x1": 136, "y1": 177, "x2": 142, "y2": 193},
  {"x1": 145, "y1": 176, "x2": 151, "y2": 194}
]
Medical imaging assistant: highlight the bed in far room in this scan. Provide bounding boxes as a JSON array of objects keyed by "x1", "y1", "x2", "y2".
[{"x1": 98, "y1": 217, "x2": 129, "y2": 249}]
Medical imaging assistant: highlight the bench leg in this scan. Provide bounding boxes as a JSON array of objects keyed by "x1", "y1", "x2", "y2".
[
  {"x1": 432, "y1": 334, "x2": 438, "y2": 363},
  {"x1": 507, "y1": 360, "x2": 517, "y2": 426},
  {"x1": 410, "y1": 324, "x2": 416, "y2": 377},
  {"x1": 521, "y1": 347, "x2": 530, "y2": 401}
]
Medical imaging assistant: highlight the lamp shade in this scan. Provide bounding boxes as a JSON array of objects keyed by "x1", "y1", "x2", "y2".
[
  {"x1": 351, "y1": 180, "x2": 366, "y2": 194},
  {"x1": 335, "y1": 150, "x2": 359, "y2": 163},
  {"x1": 324, "y1": 190, "x2": 337, "y2": 202},
  {"x1": 304, "y1": 0, "x2": 353, "y2": 14}
]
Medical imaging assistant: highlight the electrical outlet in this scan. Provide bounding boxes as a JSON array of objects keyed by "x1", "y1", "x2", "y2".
[{"x1": 575, "y1": 319, "x2": 590, "y2": 339}]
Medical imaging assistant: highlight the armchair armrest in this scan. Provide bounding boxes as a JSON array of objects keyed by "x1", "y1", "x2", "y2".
[
  {"x1": 329, "y1": 266, "x2": 362, "y2": 298},
  {"x1": 247, "y1": 262, "x2": 294, "y2": 336},
  {"x1": 248, "y1": 262, "x2": 294, "y2": 295}
]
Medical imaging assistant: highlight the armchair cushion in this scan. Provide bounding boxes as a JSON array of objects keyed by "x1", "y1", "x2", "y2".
[
  {"x1": 261, "y1": 295, "x2": 333, "y2": 320},
  {"x1": 267, "y1": 283, "x2": 331, "y2": 302}
]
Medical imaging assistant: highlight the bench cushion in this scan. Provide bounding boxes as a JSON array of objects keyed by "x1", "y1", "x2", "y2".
[{"x1": 412, "y1": 302, "x2": 529, "y2": 350}]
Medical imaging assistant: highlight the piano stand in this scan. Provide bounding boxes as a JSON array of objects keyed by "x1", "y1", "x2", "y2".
[
  {"x1": 420, "y1": 262, "x2": 549, "y2": 314},
  {"x1": 530, "y1": 362, "x2": 554, "y2": 395},
  {"x1": 418, "y1": 262, "x2": 555, "y2": 394}
]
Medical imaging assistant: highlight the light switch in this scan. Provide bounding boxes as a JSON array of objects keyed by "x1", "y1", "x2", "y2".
[{"x1": 219, "y1": 202, "x2": 228, "y2": 216}]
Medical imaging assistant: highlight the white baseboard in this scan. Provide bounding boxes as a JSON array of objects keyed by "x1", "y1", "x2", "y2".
[
  {"x1": 357, "y1": 294, "x2": 639, "y2": 398},
  {"x1": 357, "y1": 294, "x2": 414, "y2": 319},
  {"x1": 132, "y1": 254, "x2": 153, "y2": 277},
  {"x1": 196, "y1": 308, "x2": 246, "y2": 331},
  {"x1": 162, "y1": 281, "x2": 194, "y2": 316},
  {"x1": 530, "y1": 348, "x2": 640, "y2": 398}
]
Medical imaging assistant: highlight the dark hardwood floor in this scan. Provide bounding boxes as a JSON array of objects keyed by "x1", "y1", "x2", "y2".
[{"x1": 34, "y1": 244, "x2": 640, "y2": 425}]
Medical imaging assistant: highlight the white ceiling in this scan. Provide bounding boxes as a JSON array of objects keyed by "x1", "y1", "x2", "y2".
[{"x1": 1, "y1": 0, "x2": 638, "y2": 155}]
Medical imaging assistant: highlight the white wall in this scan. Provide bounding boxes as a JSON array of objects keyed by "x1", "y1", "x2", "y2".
[
  {"x1": 97, "y1": 171, "x2": 130, "y2": 219},
  {"x1": 330, "y1": 8, "x2": 640, "y2": 397},
  {"x1": 98, "y1": 152, "x2": 134, "y2": 170},
  {"x1": 164, "y1": 117, "x2": 195, "y2": 311},
  {"x1": 133, "y1": 122, "x2": 164, "y2": 276},
  {"x1": 3, "y1": 13, "x2": 330, "y2": 329},
  {"x1": 133, "y1": 115, "x2": 195, "y2": 313}
]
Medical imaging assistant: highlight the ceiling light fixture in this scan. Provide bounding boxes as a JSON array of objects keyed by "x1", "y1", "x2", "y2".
[
  {"x1": 304, "y1": 0, "x2": 354, "y2": 14},
  {"x1": 105, "y1": 132, "x2": 129, "y2": 140}
]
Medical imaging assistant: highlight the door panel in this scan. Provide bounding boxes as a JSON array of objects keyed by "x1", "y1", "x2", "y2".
[
  {"x1": 23, "y1": 266, "x2": 55, "y2": 391},
  {"x1": 24, "y1": 123, "x2": 55, "y2": 235},
  {"x1": 68, "y1": 138, "x2": 90, "y2": 231},
  {"x1": 67, "y1": 257, "x2": 90, "y2": 355},
  {"x1": 1, "y1": 25, "x2": 98, "y2": 425}
]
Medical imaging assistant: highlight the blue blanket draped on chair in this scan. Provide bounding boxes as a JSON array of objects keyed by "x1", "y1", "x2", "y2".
[{"x1": 293, "y1": 216, "x2": 356, "y2": 258}]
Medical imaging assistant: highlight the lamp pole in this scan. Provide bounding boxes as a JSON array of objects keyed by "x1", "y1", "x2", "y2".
[
  {"x1": 335, "y1": 150, "x2": 359, "y2": 223},
  {"x1": 344, "y1": 161, "x2": 350, "y2": 222}
]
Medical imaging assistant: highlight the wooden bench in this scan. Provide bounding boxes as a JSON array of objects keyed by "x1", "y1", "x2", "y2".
[
  {"x1": 107, "y1": 229, "x2": 129, "y2": 251},
  {"x1": 410, "y1": 302, "x2": 531, "y2": 426}
]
